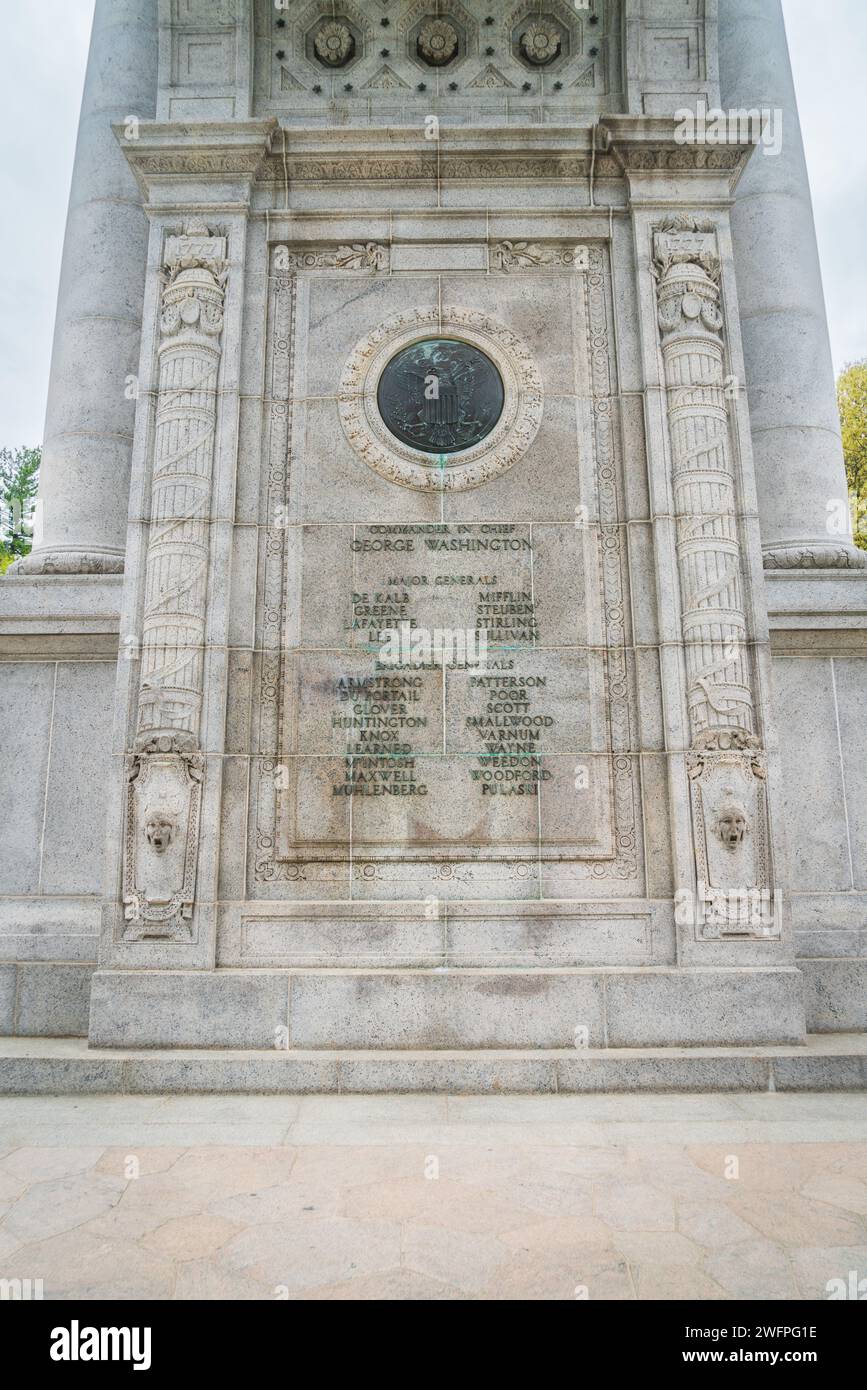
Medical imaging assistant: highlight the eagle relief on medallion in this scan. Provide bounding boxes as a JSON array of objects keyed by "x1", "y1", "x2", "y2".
[{"x1": 376, "y1": 338, "x2": 505, "y2": 456}]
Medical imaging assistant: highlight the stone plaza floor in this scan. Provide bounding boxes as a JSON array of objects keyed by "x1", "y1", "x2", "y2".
[{"x1": 0, "y1": 1092, "x2": 865, "y2": 1300}]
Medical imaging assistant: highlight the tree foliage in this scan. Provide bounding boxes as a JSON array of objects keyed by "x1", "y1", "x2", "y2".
[
  {"x1": 0, "y1": 446, "x2": 40, "y2": 573},
  {"x1": 837, "y1": 360, "x2": 867, "y2": 551}
]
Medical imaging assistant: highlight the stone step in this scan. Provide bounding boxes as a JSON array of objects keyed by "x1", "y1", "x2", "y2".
[{"x1": 1, "y1": 1035, "x2": 865, "y2": 1096}]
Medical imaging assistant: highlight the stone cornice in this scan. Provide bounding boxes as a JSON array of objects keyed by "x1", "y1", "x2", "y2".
[
  {"x1": 599, "y1": 116, "x2": 756, "y2": 192},
  {"x1": 114, "y1": 119, "x2": 281, "y2": 197},
  {"x1": 114, "y1": 118, "x2": 756, "y2": 192}
]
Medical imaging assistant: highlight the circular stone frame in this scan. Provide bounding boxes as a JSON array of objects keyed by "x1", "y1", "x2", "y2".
[{"x1": 338, "y1": 306, "x2": 543, "y2": 492}]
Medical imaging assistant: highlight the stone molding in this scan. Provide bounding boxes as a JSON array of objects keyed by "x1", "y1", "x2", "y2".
[
  {"x1": 253, "y1": 253, "x2": 297, "y2": 887},
  {"x1": 763, "y1": 545, "x2": 867, "y2": 571},
  {"x1": 600, "y1": 116, "x2": 754, "y2": 183},
  {"x1": 115, "y1": 119, "x2": 754, "y2": 195},
  {"x1": 115, "y1": 119, "x2": 279, "y2": 195},
  {"x1": 10, "y1": 548, "x2": 125, "y2": 576}
]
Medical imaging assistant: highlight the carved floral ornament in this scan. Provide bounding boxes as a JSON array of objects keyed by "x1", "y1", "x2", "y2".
[
  {"x1": 338, "y1": 307, "x2": 543, "y2": 492},
  {"x1": 273, "y1": 242, "x2": 387, "y2": 272},
  {"x1": 313, "y1": 20, "x2": 354, "y2": 67},
  {"x1": 520, "y1": 20, "x2": 562, "y2": 66},
  {"x1": 418, "y1": 18, "x2": 459, "y2": 66}
]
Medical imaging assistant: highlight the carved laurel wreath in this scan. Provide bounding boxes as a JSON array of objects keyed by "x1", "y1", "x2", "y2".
[{"x1": 338, "y1": 307, "x2": 543, "y2": 492}]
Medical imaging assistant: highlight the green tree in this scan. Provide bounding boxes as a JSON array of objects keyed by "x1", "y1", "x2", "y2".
[
  {"x1": 837, "y1": 360, "x2": 867, "y2": 551},
  {"x1": 0, "y1": 446, "x2": 40, "y2": 574}
]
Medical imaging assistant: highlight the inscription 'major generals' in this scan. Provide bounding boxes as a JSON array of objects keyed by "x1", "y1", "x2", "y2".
[{"x1": 324, "y1": 519, "x2": 563, "y2": 801}]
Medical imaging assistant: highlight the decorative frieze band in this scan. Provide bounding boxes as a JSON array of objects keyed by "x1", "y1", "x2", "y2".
[
  {"x1": 763, "y1": 545, "x2": 867, "y2": 571},
  {"x1": 271, "y1": 241, "x2": 593, "y2": 275}
]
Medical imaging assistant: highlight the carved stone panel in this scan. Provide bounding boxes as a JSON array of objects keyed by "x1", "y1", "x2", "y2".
[
  {"x1": 123, "y1": 750, "x2": 203, "y2": 941},
  {"x1": 252, "y1": 243, "x2": 641, "y2": 899},
  {"x1": 252, "y1": 0, "x2": 619, "y2": 121}
]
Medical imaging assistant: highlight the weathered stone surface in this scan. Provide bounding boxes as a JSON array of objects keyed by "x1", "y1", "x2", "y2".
[
  {"x1": 13, "y1": 963, "x2": 94, "y2": 1037},
  {"x1": 801, "y1": 959, "x2": 867, "y2": 1033},
  {"x1": 89, "y1": 972, "x2": 290, "y2": 1049},
  {"x1": 1, "y1": 0, "x2": 864, "y2": 1078},
  {"x1": 1, "y1": 1037, "x2": 866, "y2": 1096},
  {"x1": 605, "y1": 969, "x2": 805, "y2": 1048},
  {"x1": 288, "y1": 972, "x2": 606, "y2": 1050}
]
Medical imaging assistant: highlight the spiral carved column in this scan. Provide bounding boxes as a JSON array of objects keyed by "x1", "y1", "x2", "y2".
[
  {"x1": 123, "y1": 223, "x2": 227, "y2": 942},
  {"x1": 654, "y1": 218, "x2": 773, "y2": 939},
  {"x1": 137, "y1": 231, "x2": 227, "y2": 750}
]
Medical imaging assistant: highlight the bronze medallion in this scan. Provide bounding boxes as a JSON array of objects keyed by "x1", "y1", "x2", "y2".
[{"x1": 377, "y1": 338, "x2": 505, "y2": 455}]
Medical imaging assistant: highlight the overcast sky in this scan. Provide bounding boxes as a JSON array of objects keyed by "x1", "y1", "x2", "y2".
[{"x1": 0, "y1": 0, "x2": 864, "y2": 445}]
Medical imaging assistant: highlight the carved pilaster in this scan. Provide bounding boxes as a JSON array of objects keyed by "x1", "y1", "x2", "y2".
[
  {"x1": 653, "y1": 216, "x2": 775, "y2": 939},
  {"x1": 122, "y1": 221, "x2": 227, "y2": 942},
  {"x1": 136, "y1": 224, "x2": 227, "y2": 750}
]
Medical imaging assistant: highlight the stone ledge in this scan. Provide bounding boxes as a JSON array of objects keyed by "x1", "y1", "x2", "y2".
[
  {"x1": 764, "y1": 567, "x2": 867, "y2": 635},
  {"x1": 0, "y1": 573, "x2": 122, "y2": 649},
  {"x1": 0, "y1": 1035, "x2": 864, "y2": 1096}
]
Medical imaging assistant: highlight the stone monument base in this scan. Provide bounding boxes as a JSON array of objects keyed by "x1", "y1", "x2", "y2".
[
  {"x1": 85, "y1": 965, "x2": 805, "y2": 1050},
  {"x1": 2, "y1": 1033, "x2": 865, "y2": 1097}
]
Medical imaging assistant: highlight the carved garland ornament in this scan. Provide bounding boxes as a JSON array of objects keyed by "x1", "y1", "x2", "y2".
[
  {"x1": 273, "y1": 242, "x2": 387, "y2": 272},
  {"x1": 338, "y1": 307, "x2": 543, "y2": 492},
  {"x1": 492, "y1": 241, "x2": 590, "y2": 271}
]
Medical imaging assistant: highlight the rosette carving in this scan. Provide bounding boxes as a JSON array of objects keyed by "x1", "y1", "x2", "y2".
[
  {"x1": 418, "y1": 18, "x2": 459, "y2": 65},
  {"x1": 520, "y1": 21, "x2": 561, "y2": 66},
  {"x1": 314, "y1": 20, "x2": 354, "y2": 67}
]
